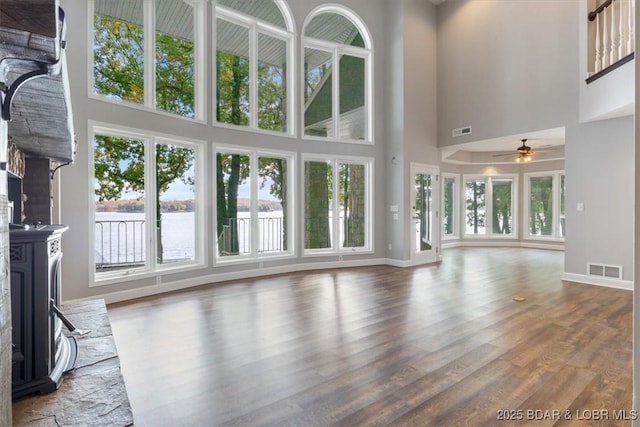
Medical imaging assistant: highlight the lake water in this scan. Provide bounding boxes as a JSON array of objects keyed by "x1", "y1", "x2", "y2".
[{"x1": 95, "y1": 211, "x2": 284, "y2": 266}]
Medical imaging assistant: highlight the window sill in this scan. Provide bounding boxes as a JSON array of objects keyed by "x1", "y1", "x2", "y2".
[
  {"x1": 214, "y1": 252, "x2": 297, "y2": 266},
  {"x1": 91, "y1": 261, "x2": 208, "y2": 287},
  {"x1": 213, "y1": 120, "x2": 296, "y2": 139},
  {"x1": 301, "y1": 134, "x2": 373, "y2": 146},
  {"x1": 88, "y1": 93, "x2": 206, "y2": 125}
]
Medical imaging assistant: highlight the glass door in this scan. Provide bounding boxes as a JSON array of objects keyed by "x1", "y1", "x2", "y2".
[{"x1": 411, "y1": 164, "x2": 440, "y2": 265}]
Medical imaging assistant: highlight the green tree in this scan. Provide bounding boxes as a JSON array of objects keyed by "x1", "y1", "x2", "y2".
[
  {"x1": 94, "y1": 136, "x2": 194, "y2": 262},
  {"x1": 94, "y1": 15, "x2": 144, "y2": 103},
  {"x1": 414, "y1": 174, "x2": 433, "y2": 250},
  {"x1": 530, "y1": 178, "x2": 553, "y2": 235},
  {"x1": 156, "y1": 32, "x2": 195, "y2": 117},
  {"x1": 305, "y1": 162, "x2": 332, "y2": 249},
  {"x1": 340, "y1": 164, "x2": 365, "y2": 248},
  {"x1": 94, "y1": 14, "x2": 195, "y2": 116},
  {"x1": 94, "y1": 11, "x2": 291, "y2": 258},
  {"x1": 466, "y1": 181, "x2": 486, "y2": 234},
  {"x1": 492, "y1": 181, "x2": 512, "y2": 234},
  {"x1": 258, "y1": 158, "x2": 288, "y2": 250},
  {"x1": 216, "y1": 153, "x2": 249, "y2": 255},
  {"x1": 443, "y1": 179, "x2": 454, "y2": 235}
]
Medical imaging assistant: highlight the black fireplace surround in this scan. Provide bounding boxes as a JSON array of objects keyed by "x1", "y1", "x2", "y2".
[{"x1": 10, "y1": 224, "x2": 77, "y2": 399}]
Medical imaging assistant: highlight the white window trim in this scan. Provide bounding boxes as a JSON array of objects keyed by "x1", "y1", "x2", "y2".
[
  {"x1": 89, "y1": 121, "x2": 207, "y2": 286},
  {"x1": 524, "y1": 170, "x2": 565, "y2": 241},
  {"x1": 213, "y1": 4, "x2": 296, "y2": 136},
  {"x1": 462, "y1": 174, "x2": 518, "y2": 239},
  {"x1": 442, "y1": 173, "x2": 460, "y2": 240},
  {"x1": 88, "y1": 0, "x2": 206, "y2": 121},
  {"x1": 213, "y1": 144, "x2": 297, "y2": 265},
  {"x1": 301, "y1": 154, "x2": 374, "y2": 256},
  {"x1": 301, "y1": 6, "x2": 374, "y2": 145}
]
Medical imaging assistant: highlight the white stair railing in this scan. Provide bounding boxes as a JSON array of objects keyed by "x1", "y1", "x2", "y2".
[{"x1": 589, "y1": 0, "x2": 635, "y2": 76}]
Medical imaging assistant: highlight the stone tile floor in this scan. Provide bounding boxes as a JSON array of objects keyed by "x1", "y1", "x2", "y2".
[{"x1": 12, "y1": 299, "x2": 133, "y2": 426}]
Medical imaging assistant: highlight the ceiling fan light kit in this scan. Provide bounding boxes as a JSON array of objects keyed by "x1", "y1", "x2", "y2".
[{"x1": 493, "y1": 138, "x2": 539, "y2": 162}]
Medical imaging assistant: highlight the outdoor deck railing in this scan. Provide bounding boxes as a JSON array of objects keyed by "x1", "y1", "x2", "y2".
[
  {"x1": 95, "y1": 219, "x2": 145, "y2": 270},
  {"x1": 96, "y1": 216, "x2": 284, "y2": 269},
  {"x1": 219, "y1": 217, "x2": 284, "y2": 255}
]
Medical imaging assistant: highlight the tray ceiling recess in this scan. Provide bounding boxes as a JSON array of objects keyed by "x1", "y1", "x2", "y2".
[{"x1": 0, "y1": 0, "x2": 75, "y2": 164}]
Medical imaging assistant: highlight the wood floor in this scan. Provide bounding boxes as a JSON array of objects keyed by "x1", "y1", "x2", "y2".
[{"x1": 107, "y1": 248, "x2": 633, "y2": 426}]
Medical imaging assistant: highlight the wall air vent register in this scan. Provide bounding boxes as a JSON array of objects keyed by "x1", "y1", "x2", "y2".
[{"x1": 452, "y1": 126, "x2": 472, "y2": 137}]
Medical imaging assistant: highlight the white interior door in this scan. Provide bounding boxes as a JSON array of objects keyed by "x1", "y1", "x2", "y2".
[{"x1": 410, "y1": 164, "x2": 440, "y2": 265}]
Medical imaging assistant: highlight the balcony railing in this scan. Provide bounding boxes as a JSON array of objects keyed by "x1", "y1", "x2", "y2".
[
  {"x1": 95, "y1": 219, "x2": 145, "y2": 270},
  {"x1": 218, "y1": 217, "x2": 284, "y2": 256},
  {"x1": 587, "y1": 0, "x2": 635, "y2": 83},
  {"x1": 95, "y1": 216, "x2": 285, "y2": 269}
]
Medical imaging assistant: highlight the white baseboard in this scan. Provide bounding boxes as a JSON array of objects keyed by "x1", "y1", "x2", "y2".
[
  {"x1": 561, "y1": 272, "x2": 633, "y2": 291},
  {"x1": 69, "y1": 250, "x2": 611, "y2": 306},
  {"x1": 385, "y1": 258, "x2": 412, "y2": 268},
  {"x1": 442, "y1": 240, "x2": 564, "y2": 251},
  {"x1": 66, "y1": 258, "x2": 389, "y2": 305}
]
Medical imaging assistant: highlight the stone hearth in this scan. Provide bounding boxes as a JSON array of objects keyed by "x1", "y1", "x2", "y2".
[{"x1": 12, "y1": 300, "x2": 133, "y2": 426}]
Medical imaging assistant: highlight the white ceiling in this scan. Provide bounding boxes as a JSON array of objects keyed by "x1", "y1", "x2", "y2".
[{"x1": 440, "y1": 126, "x2": 566, "y2": 165}]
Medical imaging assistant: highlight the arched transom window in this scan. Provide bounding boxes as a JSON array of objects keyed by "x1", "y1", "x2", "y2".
[{"x1": 302, "y1": 6, "x2": 373, "y2": 143}]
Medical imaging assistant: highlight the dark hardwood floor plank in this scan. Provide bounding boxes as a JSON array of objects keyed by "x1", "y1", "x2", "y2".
[{"x1": 107, "y1": 248, "x2": 632, "y2": 427}]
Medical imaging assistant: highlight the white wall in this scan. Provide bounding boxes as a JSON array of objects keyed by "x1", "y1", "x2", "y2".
[
  {"x1": 633, "y1": 1, "x2": 640, "y2": 418},
  {"x1": 437, "y1": 0, "x2": 579, "y2": 147},
  {"x1": 436, "y1": 0, "x2": 634, "y2": 287},
  {"x1": 385, "y1": 0, "x2": 439, "y2": 262},
  {"x1": 564, "y1": 116, "x2": 634, "y2": 283}
]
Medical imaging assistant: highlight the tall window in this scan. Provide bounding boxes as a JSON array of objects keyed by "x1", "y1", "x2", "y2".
[
  {"x1": 491, "y1": 178, "x2": 514, "y2": 235},
  {"x1": 442, "y1": 174, "x2": 459, "y2": 239},
  {"x1": 465, "y1": 178, "x2": 486, "y2": 236},
  {"x1": 92, "y1": 0, "x2": 204, "y2": 119},
  {"x1": 526, "y1": 172, "x2": 565, "y2": 239},
  {"x1": 215, "y1": 147, "x2": 294, "y2": 261},
  {"x1": 302, "y1": 6, "x2": 373, "y2": 143},
  {"x1": 464, "y1": 175, "x2": 517, "y2": 238},
  {"x1": 215, "y1": 0, "x2": 294, "y2": 134},
  {"x1": 303, "y1": 156, "x2": 373, "y2": 254},
  {"x1": 93, "y1": 126, "x2": 203, "y2": 279}
]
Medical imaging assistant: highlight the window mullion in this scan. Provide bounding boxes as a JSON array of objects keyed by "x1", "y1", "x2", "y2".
[
  {"x1": 145, "y1": 138, "x2": 157, "y2": 271},
  {"x1": 332, "y1": 48, "x2": 340, "y2": 139},
  {"x1": 333, "y1": 161, "x2": 340, "y2": 251},
  {"x1": 551, "y1": 173, "x2": 560, "y2": 238},
  {"x1": 250, "y1": 24, "x2": 258, "y2": 129},
  {"x1": 251, "y1": 153, "x2": 259, "y2": 257},
  {"x1": 486, "y1": 178, "x2": 493, "y2": 236},
  {"x1": 144, "y1": 0, "x2": 155, "y2": 110},
  {"x1": 193, "y1": 0, "x2": 205, "y2": 121},
  {"x1": 286, "y1": 33, "x2": 294, "y2": 135}
]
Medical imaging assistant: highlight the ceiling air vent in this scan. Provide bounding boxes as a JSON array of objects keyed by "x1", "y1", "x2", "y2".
[{"x1": 452, "y1": 126, "x2": 472, "y2": 137}]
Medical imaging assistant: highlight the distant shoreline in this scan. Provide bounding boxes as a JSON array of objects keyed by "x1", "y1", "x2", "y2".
[{"x1": 95, "y1": 198, "x2": 283, "y2": 213}]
